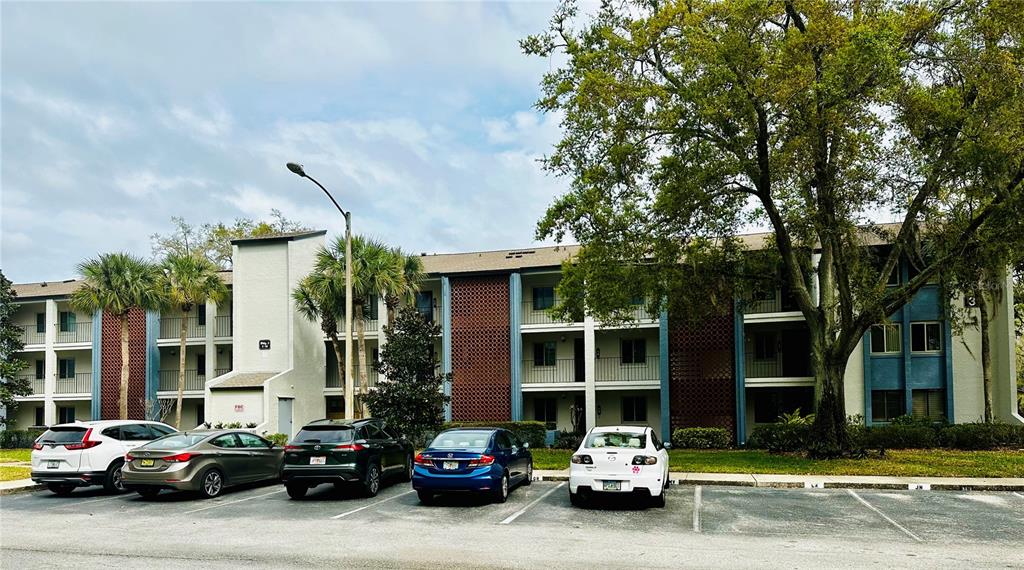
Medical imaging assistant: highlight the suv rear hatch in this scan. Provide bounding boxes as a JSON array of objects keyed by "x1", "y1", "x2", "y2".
[
  {"x1": 33, "y1": 426, "x2": 91, "y2": 471},
  {"x1": 284, "y1": 426, "x2": 359, "y2": 467}
]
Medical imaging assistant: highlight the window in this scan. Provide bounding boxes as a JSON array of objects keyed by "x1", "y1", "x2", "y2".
[
  {"x1": 326, "y1": 397, "x2": 344, "y2": 414},
  {"x1": 533, "y1": 398, "x2": 557, "y2": 428},
  {"x1": 533, "y1": 341, "x2": 556, "y2": 366},
  {"x1": 57, "y1": 406, "x2": 75, "y2": 424},
  {"x1": 139, "y1": 433, "x2": 207, "y2": 450},
  {"x1": 197, "y1": 304, "x2": 206, "y2": 326},
  {"x1": 415, "y1": 292, "x2": 434, "y2": 323},
  {"x1": 36, "y1": 313, "x2": 45, "y2": 334},
  {"x1": 295, "y1": 426, "x2": 353, "y2": 444},
  {"x1": 533, "y1": 287, "x2": 555, "y2": 310},
  {"x1": 35, "y1": 360, "x2": 44, "y2": 380},
  {"x1": 363, "y1": 424, "x2": 386, "y2": 440},
  {"x1": 238, "y1": 433, "x2": 270, "y2": 448},
  {"x1": 870, "y1": 324, "x2": 902, "y2": 354},
  {"x1": 34, "y1": 407, "x2": 44, "y2": 427},
  {"x1": 621, "y1": 339, "x2": 647, "y2": 364},
  {"x1": 381, "y1": 425, "x2": 400, "y2": 440},
  {"x1": 651, "y1": 430, "x2": 663, "y2": 450},
  {"x1": 912, "y1": 390, "x2": 945, "y2": 421},
  {"x1": 629, "y1": 294, "x2": 645, "y2": 306},
  {"x1": 102, "y1": 427, "x2": 121, "y2": 439},
  {"x1": 364, "y1": 296, "x2": 379, "y2": 320},
  {"x1": 120, "y1": 424, "x2": 155, "y2": 441},
  {"x1": 496, "y1": 431, "x2": 513, "y2": 450},
  {"x1": 622, "y1": 396, "x2": 647, "y2": 422},
  {"x1": 754, "y1": 332, "x2": 777, "y2": 360},
  {"x1": 150, "y1": 424, "x2": 176, "y2": 437},
  {"x1": 911, "y1": 322, "x2": 942, "y2": 353},
  {"x1": 871, "y1": 390, "x2": 905, "y2": 422},
  {"x1": 429, "y1": 430, "x2": 492, "y2": 451},
  {"x1": 58, "y1": 358, "x2": 75, "y2": 379},
  {"x1": 196, "y1": 353, "x2": 206, "y2": 376},
  {"x1": 586, "y1": 430, "x2": 646, "y2": 448},
  {"x1": 752, "y1": 387, "x2": 815, "y2": 423},
  {"x1": 210, "y1": 434, "x2": 242, "y2": 448},
  {"x1": 58, "y1": 311, "x2": 76, "y2": 332},
  {"x1": 196, "y1": 403, "x2": 205, "y2": 426}
]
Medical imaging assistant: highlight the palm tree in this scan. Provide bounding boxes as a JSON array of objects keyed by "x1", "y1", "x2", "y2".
[
  {"x1": 384, "y1": 250, "x2": 426, "y2": 323},
  {"x1": 71, "y1": 253, "x2": 165, "y2": 419},
  {"x1": 293, "y1": 276, "x2": 346, "y2": 402},
  {"x1": 159, "y1": 253, "x2": 228, "y2": 428}
]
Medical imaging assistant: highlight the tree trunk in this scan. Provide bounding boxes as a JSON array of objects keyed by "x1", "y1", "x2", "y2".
[
  {"x1": 355, "y1": 303, "x2": 369, "y2": 418},
  {"x1": 328, "y1": 332, "x2": 346, "y2": 412},
  {"x1": 120, "y1": 315, "x2": 130, "y2": 420},
  {"x1": 808, "y1": 353, "x2": 850, "y2": 458},
  {"x1": 175, "y1": 309, "x2": 188, "y2": 428},
  {"x1": 977, "y1": 287, "x2": 993, "y2": 423}
]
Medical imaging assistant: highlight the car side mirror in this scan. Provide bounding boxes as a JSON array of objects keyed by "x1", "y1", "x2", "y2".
[
  {"x1": 663, "y1": 442, "x2": 672, "y2": 450},
  {"x1": 523, "y1": 442, "x2": 530, "y2": 449}
]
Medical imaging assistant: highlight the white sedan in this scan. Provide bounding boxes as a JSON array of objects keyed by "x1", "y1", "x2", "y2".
[{"x1": 568, "y1": 425, "x2": 670, "y2": 507}]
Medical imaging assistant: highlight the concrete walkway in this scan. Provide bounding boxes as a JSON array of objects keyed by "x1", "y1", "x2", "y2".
[
  {"x1": 0, "y1": 478, "x2": 43, "y2": 496},
  {"x1": 534, "y1": 469, "x2": 1024, "y2": 491}
]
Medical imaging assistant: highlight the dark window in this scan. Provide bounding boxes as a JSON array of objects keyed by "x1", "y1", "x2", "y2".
[
  {"x1": 752, "y1": 387, "x2": 815, "y2": 423},
  {"x1": 294, "y1": 426, "x2": 353, "y2": 444},
  {"x1": 364, "y1": 424, "x2": 386, "y2": 440},
  {"x1": 238, "y1": 433, "x2": 270, "y2": 448},
  {"x1": 533, "y1": 287, "x2": 555, "y2": 310},
  {"x1": 38, "y1": 426, "x2": 86, "y2": 443},
  {"x1": 196, "y1": 403, "x2": 205, "y2": 426},
  {"x1": 629, "y1": 294, "x2": 645, "y2": 306},
  {"x1": 911, "y1": 322, "x2": 942, "y2": 353},
  {"x1": 496, "y1": 431, "x2": 513, "y2": 450},
  {"x1": 196, "y1": 353, "x2": 206, "y2": 376},
  {"x1": 58, "y1": 358, "x2": 75, "y2": 379},
  {"x1": 622, "y1": 396, "x2": 647, "y2": 422},
  {"x1": 210, "y1": 434, "x2": 242, "y2": 448},
  {"x1": 533, "y1": 341, "x2": 556, "y2": 366},
  {"x1": 197, "y1": 304, "x2": 207, "y2": 326},
  {"x1": 372, "y1": 348, "x2": 380, "y2": 367},
  {"x1": 325, "y1": 397, "x2": 344, "y2": 414},
  {"x1": 150, "y1": 424, "x2": 176, "y2": 437},
  {"x1": 912, "y1": 390, "x2": 945, "y2": 421},
  {"x1": 651, "y1": 430, "x2": 663, "y2": 450},
  {"x1": 57, "y1": 406, "x2": 75, "y2": 424},
  {"x1": 870, "y1": 324, "x2": 901, "y2": 354},
  {"x1": 381, "y1": 426, "x2": 400, "y2": 440},
  {"x1": 754, "y1": 332, "x2": 777, "y2": 360},
  {"x1": 36, "y1": 313, "x2": 45, "y2": 334},
  {"x1": 34, "y1": 407, "x2": 45, "y2": 427},
  {"x1": 35, "y1": 360, "x2": 44, "y2": 380},
  {"x1": 58, "y1": 311, "x2": 76, "y2": 332},
  {"x1": 120, "y1": 424, "x2": 155, "y2": 441},
  {"x1": 871, "y1": 390, "x2": 905, "y2": 422},
  {"x1": 364, "y1": 296, "x2": 379, "y2": 320},
  {"x1": 415, "y1": 292, "x2": 434, "y2": 323},
  {"x1": 533, "y1": 398, "x2": 557, "y2": 428},
  {"x1": 102, "y1": 427, "x2": 121, "y2": 439},
  {"x1": 621, "y1": 339, "x2": 647, "y2": 364}
]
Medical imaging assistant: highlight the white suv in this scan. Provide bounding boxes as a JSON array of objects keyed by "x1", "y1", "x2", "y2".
[{"x1": 31, "y1": 420, "x2": 177, "y2": 495}]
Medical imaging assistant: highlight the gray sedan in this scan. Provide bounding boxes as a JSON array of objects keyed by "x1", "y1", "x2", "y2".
[{"x1": 122, "y1": 430, "x2": 283, "y2": 499}]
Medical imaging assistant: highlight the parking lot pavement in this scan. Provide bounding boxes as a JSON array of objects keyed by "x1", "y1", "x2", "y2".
[{"x1": 4, "y1": 482, "x2": 1024, "y2": 568}]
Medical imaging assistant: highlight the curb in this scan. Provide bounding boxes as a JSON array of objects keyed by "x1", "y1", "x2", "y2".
[{"x1": 0, "y1": 483, "x2": 45, "y2": 496}]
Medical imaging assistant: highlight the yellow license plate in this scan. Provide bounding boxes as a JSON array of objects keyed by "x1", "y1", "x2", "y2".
[{"x1": 140, "y1": 459, "x2": 155, "y2": 467}]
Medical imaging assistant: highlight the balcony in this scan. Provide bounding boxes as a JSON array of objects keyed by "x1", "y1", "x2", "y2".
[
  {"x1": 522, "y1": 359, "x2": 583, "y2": 384},
  {"x1": 744, "y1": 352, "x2": 811, "y2": 379},
  {"x1": 595, "y1": 356, "x2": 660, "y2": 383},
  {"x1": 56, "y1": 373, "x2": 92, "y2": 394},
  {"x1": 55, "y1": 321, "x2": 92, "y2": 344},
  {"x1": 742, "y1": 288, "x2": 800, "y2": 316},
  {"x1": 326, "y1": 368, "x2": 379, "y2": 389},
  {"x1": 214, "y1": 367, "x2": 231, "y2": 377},
  {"x1": 18, "y1": 325, "x2": 46, "y2": 346},
  {"x1": 522, "y1": 300, "x2": 577, "y2": 326},
  {"x1": 158, "y1": 369, "x2": 207, "y2": 392},
  {"x1": 159, "y1": 317, "x2": 206, "y2": 340},
  {"x1": 215, "y1": 315, "x2": 232, "y2": 338},
  {"x1": 19, "y1": 376, "x2": 44, "y2": 395}
]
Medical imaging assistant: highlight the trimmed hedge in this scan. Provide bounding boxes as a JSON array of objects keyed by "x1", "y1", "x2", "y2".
[
  {"x1": 0, "y1": 429, "x2": 43, "y2": 449},
  {"x1": 939, "y1": 423, "x2": 1024, "y2": 450},
  {"x1": 672, "y1": 427, "x2": 731, "y2": 449},
  {"x1": 749, "y1": 421, "x2": 1024, "y2": 453},
  {"x1": 862, "y1": 425, "x2": 938, "y2": 450},
  {"x1": 440, "y1": 421, "x2": 547, "y2": 449},
  {"x1": 552, "y1": 430, "x2": 584, "y2": 449}
]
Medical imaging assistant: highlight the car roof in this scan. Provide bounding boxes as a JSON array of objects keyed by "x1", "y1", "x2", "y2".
[
  {"x1": 48, "y1": 419, "x2": 169, "y2": 428},
  {"x1": 443, "y1": 427, "x2": 500, "y2": 433},
  {"x1": 590, "y1": 426, "x2": 648, "y2": 434},
  {"x1": 303, "y1": 418, "x2": 381, "y2": 427}
]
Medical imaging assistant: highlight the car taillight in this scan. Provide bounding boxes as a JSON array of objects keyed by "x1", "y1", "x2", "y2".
[
  {"x1": 468, "y1": 455, "x2": 494, "y2": 467},
  {"x1": 632, "y1": 455, "x2": 657, "y2": 465},
  {"x1": 334, "y1": 443, "x2": 367, "y2": 451},
  {"x1": 32, "y1": 442, "x2": 43, "y2": 451},
  {"x1": 284, "y1": 445, "x2": 302, "y2": 452},
  {"x1": 163, "y1": 452, "x2": 196, "y2": 462},
  {"x1": 125, "y1": 453, "x2": 135, "y2": 461},
  {"x1": 65, "y1": 428, "x2": 101, "y2": 450},
  {"x1": 571, "y1": 454, "x2": 593, "y2": 464},
  {"x1": 414, "y1": 453, "x2": 433, "y2": 467}
]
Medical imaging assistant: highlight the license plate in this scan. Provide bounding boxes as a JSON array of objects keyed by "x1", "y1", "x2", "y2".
[
  {"x1": 140, "y1": 459, "x2": 155, "y2": 467},
  {"x1": 310, "y1": 456, "x2": 326, "y2": 465},
  {"x1": 47, "y1": 460, "x2": 59, "y2": 469},
  {"x1": 443, "y1": 461, "x2": 459, "y2": 470},
  {"x1": 602, "y1": 480, "x2": 621, "y2": 491}
]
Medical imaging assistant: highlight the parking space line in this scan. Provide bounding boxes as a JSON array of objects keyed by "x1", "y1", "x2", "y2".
[
  {"x1": 330, "y1": 490, "x2": 415, "y2": 520},
  {"x1": 846, "y1": 489, "x2": 922, "y2": 542},
  {"x1": 499, "y1": 482, "x2": 565, "y2": 525},
  {"x1": 1012, "y1": 492, "x2": 1024, "y2": 501},
  {"x1": 692, "y1": 486, "x2": 702, "y2": 533},
  {"x1": 182, "y1": 488, "x2": 285, "y2": 515},
  {"x1": 45, "y1": 494, "x2": 127, "y2": 510}
]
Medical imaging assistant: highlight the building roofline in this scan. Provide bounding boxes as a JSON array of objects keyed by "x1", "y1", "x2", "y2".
[{"x1": 230, "y1": 229, "x2": 327, "y2": 245}]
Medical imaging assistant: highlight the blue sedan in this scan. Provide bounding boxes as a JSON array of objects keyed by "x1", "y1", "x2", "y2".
[{"x1": 412, "y1": 428, "x2": 533, "y2": 504}]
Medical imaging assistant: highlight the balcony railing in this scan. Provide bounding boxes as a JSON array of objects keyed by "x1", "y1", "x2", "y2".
[
  {"x1": 326, "y1": 368, "x2": 379, "y2": 389},
  {"x1": 415, "y1": 307, "x2": 440, "y2": 326},
  {"x1": 742, "y1": 290, "x2": 800, "y2": 315},
  {"x1": 744, "y1": 352, "x2": 811, "y2": 378},
  {"x1": 158, "y1": 369, "x2": 207, "y2": 392},
  {"x1": 522, "y1": 359, "x2": 582, "y2": 384},
  {"x1": 56, "y1": 373, "x2": 92, "y2": 394},
  {"x1": 522, "y1": 300, "x2": 577, "y2": 326},
  {"x1": 20, "y1": 376, "x2": 45, "y2": 395},
  {"x1": 158, "y1": 317, "x2": 206, "y2": 340},
  {"x1": 215, "y1": 315, "x2": 232, "y2": 337},
  {"x1": 19, "y1": 326, "x2": 46, "y2": 345},
  {"x1": 595, "y1": 356, "x2": 660, "y2": 383},
  {"x1": 56, "y1": 321, "x2": 92, "y2": 344},
  {"x1": 214, "y1": 367, "x2": 231, "y2": 377}
]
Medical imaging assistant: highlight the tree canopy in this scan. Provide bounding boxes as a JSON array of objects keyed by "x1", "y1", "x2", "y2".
[
  {"x1": 0, "y1": 271, "x2": 30, "y2": 426},
  {"x1": 151, "y1": 210, "x2": 310, "y2": 269}
]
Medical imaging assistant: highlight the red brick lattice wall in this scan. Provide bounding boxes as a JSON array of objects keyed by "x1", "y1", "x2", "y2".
[
  {"x1": 668, "y1": 309, "x2": 736, "y2": 436},
  {"x1": 100, "y1": 308, "x2": 148, "y2": 420},
  {"x1": 450, "y1": 275, "x2": 511, "y2": 421}
]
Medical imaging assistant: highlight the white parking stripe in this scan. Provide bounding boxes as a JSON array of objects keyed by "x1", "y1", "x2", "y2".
[
  {"x1": 182, "y1": 488, "x2": 284, "y2": 515},
  {"x1": 499, "y1": 482, "x2": 566, "y2": 525},
  {"x1": 692, "y1": 486, "x2": 702, "y2": 533},
  {"x1": 330, "y1": 490, "x2": 415, "y2": 520},
  {"x1": 1012, "y1": 492, "x2": 1024, "y2": 501},
  {"x1": 846, "y1": 489, "x2": 922, "y2": 542},
  {"x1": 45, "y1": 494, "x2": 127, "y2": 510}
]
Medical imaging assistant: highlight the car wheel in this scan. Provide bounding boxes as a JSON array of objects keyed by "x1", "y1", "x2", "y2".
[
  {"x1": 523, "y1": 462, "x2": 533, "y2": 486},
  {"x1": 198, "y1": 468, "x2": 224, "y2": 499},
  {"x1": 286, "y1": 483, "x2": 308, "y2": 500},
  {"x1": 136, "y1": 488, "x2": 160, "y2": 499},
  {"x1": 650, "y1": 483, "x2": 667, "y2": 508},
  {"x1": 363, "y1": 463, "x2": 381, "y2": 497},
  {"x1": 417, "y1": 490, "x2": 434, "y2": 505},
  {"x1": 103, "y1": 460, "x2": 127, "y2": 494},
  {"x1": 492, "y1": 472, "x2": 509, "y2": 504},
  {"x1": 48, "y1": 483, "x2": 74, "y2": 497},
  {"x1": 401, "y1": 454, "x2": 413, "y2": 482}
]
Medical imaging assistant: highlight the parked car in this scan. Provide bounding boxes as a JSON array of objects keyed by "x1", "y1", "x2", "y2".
[
  {"x1": 122, "y1": 429, "x2": 283, "y2": 499},
  {"x1": 412, "y1": 427, "x2": 532, "y2": 504},
  {"x1": 281, "y1": 418, "x2": 413, "y2": 499},
  {"x1": 568, "y1": 425, "x2": 670, "y2": 507},
  {"x1": 31, "y1": 420, "x2": 177, "y2": 496}
]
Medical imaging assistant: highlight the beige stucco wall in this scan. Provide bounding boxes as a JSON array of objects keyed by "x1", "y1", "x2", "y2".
[
  {"x1": 595, "y1": 389, "x2": 661, "y2": 431},
  {"x1": 208, "y1": 389, "x2": 263, "y2": 426},
  {"x1": 842, "y1": 338, "x2": 865, "y2": 419}
]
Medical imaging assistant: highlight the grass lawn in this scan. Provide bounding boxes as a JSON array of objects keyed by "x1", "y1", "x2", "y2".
[
  {"x1": 531, "y1": 448, "x2": 1024, "y2": 478},
  {"x1": 0, "y1": 449, "x2": 32, "y2": 463},
  {"x1": 0, "y1": 465, "x2": 31, "y2": 482}
]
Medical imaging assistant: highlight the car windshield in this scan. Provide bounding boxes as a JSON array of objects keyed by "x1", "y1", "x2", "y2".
[
  {"x1": 429, "y1": 430, "x2": 492, "y2": 451},
  {"x1": 37, "y1": 427, "x2": 87, "y2": 444},
  {"x1": 294, "y1": 426, "x2": 354, "y2": 444},
  {"x1": 586, "y1": 431, "x2": 646, "y2": 449},
  {"x1": 139, "y1": 433, "x2": 208, "y2": 450}
]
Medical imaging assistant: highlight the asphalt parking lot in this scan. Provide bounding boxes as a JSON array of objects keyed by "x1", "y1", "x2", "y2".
[{"x1": 3, "y1": 481, "x2": 1023, "y2": 568}]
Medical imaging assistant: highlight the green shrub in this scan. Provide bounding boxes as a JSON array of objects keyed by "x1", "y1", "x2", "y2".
[
  {"x1": 552, "y1": 430, "x2": 584, "y2": 449},
  {"x1": 939, "y1": 423, "x2": 1024, "y2": 450},
  {"x1": 440, "y1": 421, "x2": 547, "y2": 449},
  {"x1": 746, "y1": 424, "x2": 810, "y2": 452},
  {"x1": 0, "y1": 429, "x2": 43, "y2": 449},
  {"x1": 862, "y1": 424, "x2": 938, "y2": 450},
  {"x1": 672, "y1": 427, "x2": 731, "y2": 449},
  {"x1": 266, "y1": 433, "x2": 289, "y2": 446}
]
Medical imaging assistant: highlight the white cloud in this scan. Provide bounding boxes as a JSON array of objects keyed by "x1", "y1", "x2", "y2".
[
  {"x1": 164, "y1": 104, "x2": 233, "y2": 140},
  {"x1": 114, "y1": 171, "x2": 209, "y2": 198}
]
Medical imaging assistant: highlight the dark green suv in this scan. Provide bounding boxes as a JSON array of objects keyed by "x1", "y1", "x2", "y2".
[{"x1": 281, "y1": 418, "x2": 413, "y2": 499}]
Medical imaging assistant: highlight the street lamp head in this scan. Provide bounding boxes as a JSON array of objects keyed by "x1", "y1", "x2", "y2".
[{"x1": 286, "y1": 162, "x2": 306, "y2": 177}]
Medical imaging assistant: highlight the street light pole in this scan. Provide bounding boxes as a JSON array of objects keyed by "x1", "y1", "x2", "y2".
[{"x1": 287, "y1": 162, "x2": 355, "y2": 420}]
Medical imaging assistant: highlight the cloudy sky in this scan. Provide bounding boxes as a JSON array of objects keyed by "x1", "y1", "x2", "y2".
[{"x1": 1, "y1": 1, "x2": 570, "y2": 283}]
